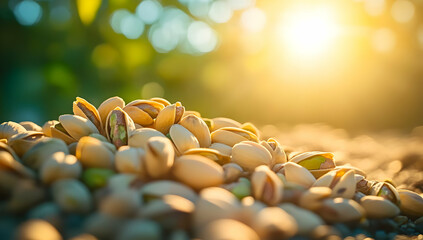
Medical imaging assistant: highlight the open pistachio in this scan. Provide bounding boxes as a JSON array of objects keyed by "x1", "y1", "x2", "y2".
[
  {"x1": 73, "y1": 97, "x2": 104, "y2": 135},
  {"x1": 289, "y1": 151, "x2": 336, "y2": 179},
  {"x1": 42, "y1": 120, "x2": 58, "y2": 138},
  {"x1": 105, "y1": 107, "x2": 135, "y2": 149},
  {"x1": 144, "y1": 136, "x2": 175, "y2": 179},
  {"x1": 231, "y1": 141, "x2": 272, "y2": 172},
  {"x1": 251, "y1": 165, "x2": 284, "y2": 205},
  {"x1": 182, "y1": 110, "x2": 201, "y2": 118},
  {"x1": 128, "y1": 128, "x2": 166, "y2": 149},
  {"x1": 172, "y1": 155, "x2": 224, "y2": 190},
  {"x1": 0, "y1": 121, "x2": 26, "y2": 141},
  {"x1": 211, "y1": 117, "x2": 242, "y2": 131},
  {"x1": 313, "y1": 168, "x2": 356, "y2": 199},
  {"x1": 150, "y1": 97, "x2": 171, "y2": 106},
  {"x1": 19, "y1": 121, "x2": 43, "y2": 132},
  {"x1": 260, "y1": 138, "x2": 287, "y2": 165},
  {"x1": 8, "y1": 131, "x2": 44, "y2": 157},
  {"x1": 179, "y1": 114, "x2": 211, "y2": 148},
  {"x1": 169, "y1": 124, "x2": 200, "y2": 154},
  {"x1": 198, "y1": 219, "x2": 259, "y2": 240},
  {"x1": 21, "y1": 138, "x2": 69, "y2": 170},
  {"x1": 359, "y1": 195, "x2": 400, "y2": 218},
  {"x1": 76, "y1": 136, "x2": 115, "y2": 169},
  {"x1": 115, "y1": 146, "x2": 146, "y2": 177},
  {"x1": 211, "y1": 127, "x2": 258, "y2": 147},
  {"x1": 184, "y1": 148, "x2": 230, "y2": 165},
  {"x1": 398, "y1": 189, "x2": 423, "y2": 217},
  {"x1": 51, "y1": 115, "x2": 99, "y2": 144},
  {"x1": 284, "y1": 162, "x2": 316, "y2": 188},
  {"x1": 369, "y1": 181, "x2": 400, "y2": 205},
  {"x1": 40, "y1": 152, "x2": 82, "y2": 184},
  {"x1": 155, "y1": 102, "x2": 185, "y2": 134},
  {"x1": 99, "y1": 189, "x2": 140, "y2": 217},
  {"x1": 97, "y1": 96, "x2": 125, "y2": 128},
  {"x1": 298, "y1": 187, "x2": 332, "y2": 211},
  {"x1": 223, "y1": 162, "x2": 244, "y2": 183},
  {"x1": 124, "y1": 99, "x2": 165, "y2": 126}
]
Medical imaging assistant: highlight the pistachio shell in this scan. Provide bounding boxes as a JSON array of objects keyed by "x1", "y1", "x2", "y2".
[
  {"x1": 239, "y1": 196, "x2": 266, "y2": 225},
  {"x1": 140, "y1": 180, "x2": 198, "y2": 203},
  {"x1": 182, "y1": 110, "x2": 201, "y2": 118},
  {"x1": 169, "y1": 124, "x2": 200, "y2": 154},
  {"x1": 98, "y1": 96, "x2": 125, "y2": 128},
  {"x1": 360, "y1": 196, "x2": 400, "y2": 218},
  {"x1": 15, "y1": 220, "x2": 62, "y2": 240},
  {"x1": 73, "y1": 97, "x2": 104, "y2": 135},
  {"x1": 155, "y1": 102, "x2": 185, "y2": 134},
  {"x1": 260, "y1": 138, "x2": 287, "y2": 165},
  {"x1": 124, "y1": 100, "x2": 165, "y2": 126},
  {"x1": 50, "y1": 122, "x2": 76, "y2": 144},
  {"x1": 150, "y1": 97, "x2": 170, "y2": 106},
  {"x1": 115, "y1": 146, "x2": 146, "y2": 176},
  {"x1": 7, "y1": 179, "x2": 45, "y2": 212},
  {"x1": 59, "y1": 114, "x2": 99, "y2": 141},
  {"x1": 298, "y1": 187, "x2": 332, "y2": 211},
  {"x1": 19, "y1": 121, "x2": 42, "y2": 132},
  {"x1": 89, "y1": 133, "x2": 109, "y2": 142},
  {"x1": 22, "y1": 138, "x2": 69, "y2": 170},
  {"x1": 251, "y1": 207, "x2": 298, "y2": 239},
  {"x1": 289, "y1": 151, "x2": 336, "y2": 178},
  {"x1": 198, "y1": 219, "x2": 259, "y2": 240},
  {"x1": 172, "y1": 155, "x2": 224, "y2": 190},
  {"x1": 283, "y1": 162, "x2": 316, "y2": 188},
  {"x1": 223, "y1": 163, "x2": 243, "y2": 183},
  {"x1": 99, "y1": 189, "x2": 140, "y2": 217},
  {"x1": 42, "y1": 120, "x2": 58, "y2": 137},
  {"x1": 398, "y1": 189, "x2": 423, "y2": 217},
  {"x1": 209, "y1": 142, "x2": 232, "y2": 156},
  {"x1": 116, "y1": 219, "x2": 162, "y2": 240},
  {"x1": 231, "y1": 141, "x2": 272, "y2": 172},
  {"x1": 317, "y1": 198, "x2": 364, "y2": 223},
  {"x1": 105, "y1": 107, "x2": 136, "y2": 149},
  {"x1": 179, "y1": 114, "x2": 211, "y2": 148},
  {"x1": 0, "y1": 142, "x2": 35, "y2": 178},
  {"x1": 211, "y1": 127, "x2": 258, "y2": 147},
  {"x1": 334, "y1": 165, "x2": 366, "y2": 177},
  {"x1": 84, "y1": 213, "x2": 124, "y2": 240},
  {"x1": 144, "y1": 136, "x2": 175, "y2": 178},
  {"x1": 251, "y1": 165, "x2": 284, "y2": 205},
  {"x1": 279, "y1": 203, "x2": 324, "y2": 235},
  {"x1": 128, "y1": 128, "x2": 166, "y2": 148},
  {"x1": 52, "y1": 179, "x2": 92, "y2": 213},
  {"x1": 184, "y1": 148, "x2": 230, "y2": 165},
  {"x1": 40, "y1": 152, "x2": 82, "y2": 184},
  {"x1": 211, "y1": 117, "x2": 242, "y2": 131},
  {"x1": 313, "y1": 169, "x2": 356, "y2": 199},
  {"x1": 0, "y1": 121, "x2": 26, "y2": 141},
  {"x1": 370, "y1": 182, "x2": 400, "y2": 205},
  {"x1": 8, "y1": 131, "x2": 44, "y2": 156},
  {"x1": 76, "y1": 136, "x2": 115, "y2": 169}
]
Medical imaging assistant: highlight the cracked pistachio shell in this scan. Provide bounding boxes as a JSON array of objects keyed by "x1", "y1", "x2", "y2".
[
  {"x1": 42, "y1": 120, "x2": 58, "y2": 138},
  {"x1": 198, "y1": 219, "x2": 259, "y2": 240},
  {"x1": 284, "y1": 162, "x2": 316, "y2": 188},
  {"x1": 169, "y1": 124, "x2": 200, "y2": 154},
  {"x1": 231, "y1": 141, "x2": 272, "y2": 172},
  {"x1": 150, "y1": 97, "x2": 170, "y2": 106},
  {"x1": 124, "y1": 100, "x2": 165, "y2": 126},
  {"x1": 193, "y1": 187, "x2": 241, "y2": 229},
  {"x1": 59, "y1": 114, "x2": 100, "y2": 142},
  {"x1": 179, "y1": 114, "x2": 211, "y2": 148},
  {"x1": 19, "y1": 121, "x2": 42, "y2": 132},
  {"x1": 211, "y1": 127, "x2": 258, "y2": 147},
  {"x1": 128, "y1": 128, "x2": 166, "y2": 149},
  {"x1": 76, "y1": 136, "x2": 115, "y2": 169},
  {"x1": 154, "y1": 102, "x2": 185, "y2": 134},
  {"x1": 140, "y1": 180, "x2": 198, "y2": 203},
  {"x1": 251, "y1": 207, "x2": 298, "y2": 240},
  {"x1": 145, "y1": 136, "x2": 175, "y2": 178},
  {"x1": 73, "y1": 97, "x2": 104, "y2": 135},
  {"x1": 279, "y1": 203, "x2": 324, "y2": 236},
  {"x1": 40, "y1": 152, "x2": 82, "y2": 184},
  {"x1": 251, "y1": 165, "x2": 284, "y2": 205},
  {"x1": 398, "y1": 189, "x2": 423, "y2": 217},
  {"x1": 173, "y1": 155, "x2": 224, "y2": 190},
  {"x1": 317, "y1": 198, "x2": 364, "y2": 223},
  {"x1": 334, "y1": 165, "x2": 366, "y2": 177},
  {"x1": 359, "y1": 196, "x2": 400, "y2": 218},
  {"x1": 182, "y1": 110, "x2": 201, "y2": 118},
  {"x1": 299, "y1": 187, "x2": 332, "y2": 211},
  {"x1": 260, "y1": 138, "x2": 287, "y2": 165},
  {"x1": 98, "y1": 96, "x2": 125, "y2": 128},
  {"x1": 50, "y1": 122, "x2": 75, "y2": 145},
  {"x1": 370, "y1": 182, "x2": 400, "y2": 205},
  {"x1": 115, "y1": 146, "x2": 146, "y2": 176},
  {"x1": 22, "y1": 138, "x2": 69, "y2": 170},
  {"x1": 289, "y1": 151, "x2": 336, "y2": 179},
  {"x1": 241, "y1": 122, "x2": 260, "y2": 139},
  {"x1": 15, "y1": 220, "x2": 62, "y2": 240},
  {"x1": 8, "y1": 131, "x2": 44, "y2": 157},
  {"x1": 0, "y1": 142, "x2": 35, "y2": 178},
  {"x1": 184, "y1": 148, "x2": 230, "y2": 165},
  {"x1": 105, "y1": 107, "x2": 136, "y2": 149},
  {"x1": 52, "y1": 179, "x2": 92, "y2": 213},
  {"x1": 99, "y1": 189, "x2": 140, "y2": 217},
  {"x1": 211, "y1": 117, "x2": 242, "y2": 131},
  {"x1": 0, "y1": 121, "x2": 26, "y2": 141},
  {"x1": 209, "y1": 142, "x2": 232, "y2": 156},
  {"x1": 223, "y1": 163, "x2": 243, "y2": 183},
  {"x1": 313, "y1": 168, "x2": 356, "y2": 199}
]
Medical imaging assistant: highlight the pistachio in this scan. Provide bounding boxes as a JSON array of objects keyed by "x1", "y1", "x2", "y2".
[
  {"x1": 359, "y1": 195, "x2": 400, "y2": 218},
  {"x1": 7, "y1": 179, "x2": 45, "y2": 213},
  {"x1": 15, "y1": 219, "x2": 62, "y2": 240},
  {"x1": 211, "y1": 117, "x2": 242, "y2": 131},
  {"x1": 209, "y1": 142, "x2": 232, "y2": 156},
  {"x1": 169, "y1": 124, "x2": 200, "y2": 154},
  {"x1": 57, "y1": 114, "x2": 99, "y2": 142},
  {"x1": 105, "y1": 107, "x2": 135, "y2": 149},
  {"x1": 239, "y1": 196, "x2": 266, "y2": 225},
  {"x1": 182, "y1": 110, "x2": 201, "y2": 118},
  {"x1": 140, "y1": 180, "x2": 198, "y2": 203},
  {"x1": 19, "y1": 121, "x2": 43, "y2": 132},
  {"x1": 251, "y1": 207, "x2": 298, "y2": 239},
  {"x1": 0, "y1": 121, "x2": 26, "y2": 141},
  {"x1": 0, "y1": 142, "x2": 35, "y2": 178},
  {"x1": 115, "y1": 146, "x2": 146, "y2": 176},
  {"x1": 76, "y1": 136, "x2": 115, "y2": 169},
  {"x1": 155, "y1": 102, "x2": 185, "y2": 134},
  {"x1": 398, "y1": 189, "x2": 423, "y2": 217},
  {"x1": 251, "y1": 165, "x2": 284, "y2": 205},
  {"x1": 99, "y1": 189, "x2": 140, "y2": 217},
  {"x1": 227, "y1": 177, "x2": 251, "y2": 199},
  {"x1": 116, "y1": 219, "x2": 162, "y2": 240},
  {"x1": 198, "y1": 219, "x2": 260, "y2": 240},
  {"x1": 298, "y1": 187, "x2": 332, "y2": 211},
  {"x1": 40, "y1": 152, "x2": 82, "y2": 184},
  {"x1": 313, "y1": 168, "x2": 356, "y2": 199},
  {"x1": 260, "y1": 138, "x2": 287, "y2": 165},
  {"x1": 179, "y1": 114, "x2": 211, "y2": 148},
  {"x1": 231, "y1": 141, "x2": 272, "y2": 172},
  {"x1": 8, "y1": 131, "x2": 44, "y2": 157},
  {"x1": 223, "y1": 162, "x2": 244, "y2": 183},
  {"x1": 211, "y1": 127, "x2": 258, "y2": 147},
  {"x1": 284, "y1": 162, "x2": 316, "y2": 188},
  {"x1": 128, "y1": 128, "x2": 166, "y2": 148},
  {"x1": 370, "y1": 181, "x2": 400, "y2": 205},
  {"x1": 42, "y1": 120, "x2": 58, "y2": 137},
  {"x1": 51, "y1": 179, "x2": 92, "y2": 213},
  {"x1": 97, "y1": 96, "x2": 125, "y2": 128},
  {"x1": 21, "y1": 138, "x2": 69, "y2": 170},
  {"x1": 89, "y1": 133, "x2": 109, "y2": 142},
  {"x1": 84, "y1": 213, "x2": 125, "y2": 240},
  {"x1": 241, "y1": 122, "x2": 261, "y2": 140},
  {"x1": 279, "y1": 203, "x2": 324, "y2": 236},
  {"x1": 184, "y1": 148, "x2": 230, "y2": 165},
  {"x1": 150, "y1": 97, "x2": 170, "y2": 106},
  {"x1": 73, "y1": 97, "x2": 104, "y2": 135},
  {"x1": 289, "y1": 151, "x2": 336, "y2": 179},
  {"x1": 316, "y1": 198, "x2": 364, "y2": 223},
  {"x1": 50, "y1": 121, "x2": 76, "y2": 144},
  {"x1": 144, "y1": 136, "x2": 175, "y2": 178},
  {"x1": 172, "y1": 155, "x2": 224, "y2": 190},
  {"x1": 124, "y1": 99, "x2": 165, "y2": 126},
  {"x1": 82, "y1": 168, "x2": 115, "y2": 189}
]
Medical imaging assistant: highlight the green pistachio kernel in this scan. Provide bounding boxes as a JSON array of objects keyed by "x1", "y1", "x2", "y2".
[
  {"x1": 232, "y1": 178, "x2": 251, "y2": 200},
  {"x1": 298, "y1": 156, "x2": 327, "y2": 170},
  {"x1": 82, "y1": 168, "x2": 115, "y2": 189}
]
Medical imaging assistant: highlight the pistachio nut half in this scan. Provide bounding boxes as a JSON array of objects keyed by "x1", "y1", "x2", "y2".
[
  {"x1": 144, "y1": 136, "x2": 175, "y2": 179},
  {"x1": 211, "y1": 117, "x2": 242, "y2": 131},
  {"x1": 154, "y1": 102, "x2": 185, "y2": 134},
  {"x1": 369, "y1": 181, "x2": 400, "y2": 205},
  {"x1": 284, "y1": 162, "x2": 316, "y2": 188},
  {"x1": 21, "y1": 137, "x2": 69, "y2": 170},
  {"x1": 260, "y1": 138, "x2": 287, "y2": 165},
  {"x1": 73, "y1": 97, "x2": 104, "y2": 135},
  {"x1": 8, "y1": 131, "x2": 44, "y2": 157},
  {"x1": 172, "y1": 155, "x2": 224, "y2": 190},
  {"x1": 105, "y1": 107, "x2": 135, "y2": 149},
  {"x1": 317, "y1": 198, "x2": 365, "y2": 223},
  {"x1": 115, "y1": 146, "x2": 146, "y2": 177},
  {"x1": 39, "y1": 152, "x2": 82, "y2": 184},
  {"x1": 76, "y1": 136, "x2": 115, "y2": 169},
  {"x1": 124, "y1": 99, "x2": 165, "y2": 126},
  {"x1": 211, "y1": 127, "x2": 258, "y2": 147},
  {"x1": 398, "y1": 189, "x2": 423, "y2": 217},
  {"x1": 139, "y1": 180, "x2": 198, "y2": 203},
  {"x1": 0, "y1": 121, "x2": 26, "y2": 141},
  {"x1": 51, "y1": 179, "x2": 92, "y2": 213},
  {"x1": 251, "y1": 165, "x2": 284, "y2": 205},
  {"x1": 359, "y1": 195, "x2": 400, "y2": 218},
  {"x1": 231, "y1": 141, "x2": 272, "y2": 172},
  {"x1": 198, "y1": 219, "x2": 259, "y2": 240},
  {"x1": 19, "y1": 121, "x2": 43, "y2": 132},
  {"x1": 313, "y1": 168, "x2": 356, "y2": 199},
  {"x1": 279, "y1": 203, "x2": 324, "y2": 236},
  {"x1": 289, "y1": 151, "x2": 336, "y2": 179},
  {"x1": 169, "y1": 124, "x2": 200, "y2": 154},
  {"x1": 179, "y1": 114, "x2": 211, "y2": 148},
  {"x1": 251, "y1": 207, "x2": 298, "y2": 240},
  {"x1": 97, "y1": 96, "x2": 125, "y2": 128},
  {"x1": 184, "y1": 148, "x2": 230, "y2": 165}
]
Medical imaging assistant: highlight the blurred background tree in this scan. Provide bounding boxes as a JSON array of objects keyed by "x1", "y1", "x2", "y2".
[{"x1": 1, "y1": 0, "x2": 423, "y2": 134}]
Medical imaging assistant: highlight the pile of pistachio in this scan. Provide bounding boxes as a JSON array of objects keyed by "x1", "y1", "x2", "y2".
[{"x1": 1, "y1": 96, "x2": 423, "y2": 240}]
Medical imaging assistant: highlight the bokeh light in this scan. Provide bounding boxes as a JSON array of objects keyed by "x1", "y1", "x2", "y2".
[
  {"x1": 209, "y1": 0, "x2": 233, "y2": 23},
  {"x1": 391, "y1": 0, "x2": 415, "y2": 23},
  {"x1": 240, "y1": 8, "x2": 266, "y2": 33},
  {"x1": 136, "y1": 0, "x2": 162, "y2": 25},
  {"x1": 188, "y1": 21, "x2": 218, "y2": 53},
  {"x1": 121, "y1": 14, "x2": 145, "y2": 39},
  {"x1": 372, "y1": 28, "x2": 396, "y2": 53},
  {"x1": 110, "y1": 9, "x2": 132, "y2": 34},
  {"x1": 13, "y1": 0, "x2": 42, "y2": 26},
  {"x1": 141, "y1": 82, "x2": 165, "y2": 99}
]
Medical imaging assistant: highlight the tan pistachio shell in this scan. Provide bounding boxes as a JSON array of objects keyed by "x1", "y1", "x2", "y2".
[
  {"x1": 289, "y1": 151, "x2": 336, "y2": 179},
  {"x1": 50, "y1": 121, "x2": 76, "y2": 144},
  {"x1": 179, "y1": 114, "x2": 211, "y2": 148},
  {"x1": 184, "y1": 148, "x2": 230, "y2": 165},
  {"x1": 115, "y1": 146, "x2": 146, "y2": 176},
  {"x1": 222, "y1": 163, "x2": 243, "y2": 183},
  {"x1": 313, "y1": 168, "x2": 356, "y2": 199},
  {"x1": 42, "y1": 120, "x2": 58, "y2": 137},
  {"x1": 8, "y1": 131, "x2": 44, "y2": 157},
  {"x1": 211, "y1": 117, "x2": 242, "y2": 131},
  {"x1": 128, "y1": 128, "x2": 166, "y2": 149},
  {"x1": 150, "y1": 97, "x2": 170, "y2": 106},
  {"x1": 334, "y1": 165, "x2": 366, "y2": 177},
  {"x1": 359, "y1": 196, "x2": 400, "y2": 218},
  {"x1": 169, "y1": 124, "x2": 200, "y2": 154},
  {"x1": 209, "y1": 142, "x2": 232, "y2": 156},
  {"x1": 105, "y1": 107, "x2": 136, "y2": 149},
  {"x1": 260, "y1": 138, "x2": 287, "y2": 165},
  {"x1": 19, "y1": 121, "x2": 42, "y2": 132},
  {"x1": 58, "y1": 114, "x2": 99, "y2": 141},
  {"x1": 98, "y1": 96, "x2": 125, "y2": 128},
  {"x1": 182, "y1": 110, "x2": 201, "y2": 118},
  {"x1": 317, "y1": 198, "x2": 364, "y2": 223},
  {"x1": 211, "y1": 127, "x2": 258, "y2": 147},
  {"x1": 251, "y1": 165, "x2": 284, "y2": 205},
  {"x1": 231, "y1": 141, "x2": 272, "y2": 172},
  {"x1": 99, "y1": 189, "x2": 140, "y2": 217},
  {"x1": 239, "y1": 196, "x2": 267, "y2": 225},
  {"x1": 398, "y1": 189, "x2": 423, "y2": 217},
  {"x1": 124, "y1": 99, "x2": 165, "y2": 126},
  {"x1": 144, "y1": 136, "x2": 175, "y2": 179},
  {"x1": 279, "y1": 203, "x2": 324, "y2": 236},
  {"x1": 198, "y1": 219, "x2": 259, "y2": 240},
  {"x1": 40, "y1": 152, "x2": 82, "y2": 184},
  {"x1": 370, "y1": 182, "x2": 400, "y2": 205},
  {"x1": 251, "y1": 207, "x2": 298, "y2": 239},
  {"x1": 21, "y1": 138, "x2": 69, "y2": 170},
  {"x1": 15, "y1": 219, "x2": 62, "y2": 240},
  {"x1": 298, "y1": 187, "x2": 332, "y2": 211},
  {"x1": 73, "y1": 97, "x2": 104, "y2": 135},
  {"x1": 172, "y1": 155, "x2": 224, "y2": 190},
  {"x1": 140, "y1": 180, "x2": 198, "y2": 203},
  {"x1": 155, "y1": 102, "x2": 185, "y2": 134},
  {"x1": 241, "y1": 122, "x2": 260, "y2": 139},
  {"x1": 76, "y1": 136, "x2": 115, "y2": 169},
  {"x1": 284, "y1": 162, "x2": 316, "y2": 188},
  {"x1": 0, "y1": 142, "x2": 35, "y2": 178},
  {"x1": 52, "y1": 179, "x2": 92, "y2": 213},
  {"x1": 0, "y1": 121, "x2": 26, "y2": 141}
]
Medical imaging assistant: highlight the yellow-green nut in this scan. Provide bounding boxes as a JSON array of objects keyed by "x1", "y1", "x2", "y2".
[
  {"x1": 105, "y1": 107, "x2": 135, "y2": 149},
  {"x1": 82, "y1": 168, "x2": 115, "y2": 189},
  {"x1": 369, "y1": 182, "x2": 400, "y2": 206},
  {"x1": 289, "y1": 151, "x2": 336, "y2": 179}
]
